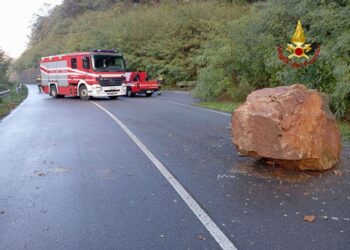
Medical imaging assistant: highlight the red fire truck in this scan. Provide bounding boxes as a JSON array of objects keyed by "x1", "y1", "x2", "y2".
[
  {"x1": 39, "y1": 50, "x2": 127, "y2": 100},
  {"x1": 125, "y1": 71, "x2": 160, "y2": 97}
]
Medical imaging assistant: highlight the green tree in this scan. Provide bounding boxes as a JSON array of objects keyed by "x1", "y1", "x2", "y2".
[
  {"x1": 0, "y1": 49, "x2": 10, "y2": 91},
  {"x1": 194, "y1": 0, "x2": 350, "y2": 118}
]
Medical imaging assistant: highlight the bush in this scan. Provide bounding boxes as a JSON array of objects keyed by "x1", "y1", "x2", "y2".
[{"x1": 194, "y1": 0, "x2": 350, "y2": 118}]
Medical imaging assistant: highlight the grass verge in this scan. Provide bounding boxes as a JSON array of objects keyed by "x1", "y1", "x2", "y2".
[
  {"x1": 196, "y1": 101, "x2": 350, "y2": 143},
  {"x1": 339, "y1": 121, "x2": 350, "y2": 144},
  {"x1": 0, "y1": 85, "x2": 28, "y2": 119},
  {"x1": 195, "y1": 101, "x2": 241, "y2": 113},
  {"x1": 162, "y1": 84, "x2": 191, "y2": 91}
]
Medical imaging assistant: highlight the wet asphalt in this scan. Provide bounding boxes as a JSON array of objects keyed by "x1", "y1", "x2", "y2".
[{"x1": 0, "y1": 85, "x2": 349, "y2": 250}]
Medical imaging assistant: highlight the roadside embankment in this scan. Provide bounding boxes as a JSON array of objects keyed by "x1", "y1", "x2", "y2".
[{"x1": 0, "y1": 84, "x2": 28, "y2": 120}]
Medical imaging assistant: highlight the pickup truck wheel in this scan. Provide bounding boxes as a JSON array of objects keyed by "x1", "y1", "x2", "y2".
[
  {"x1": 50, "y1": 85, "x2": 58, "y2": 98},
  {"x1": 126, "y1": 88, "x2": 134, "y2": 97},
  {"x1": 145, "y1": 93, "x2": 153, "y2": 97},
  {"x1": 79, "y1": 85, "x2": 90, "y2": 100}
]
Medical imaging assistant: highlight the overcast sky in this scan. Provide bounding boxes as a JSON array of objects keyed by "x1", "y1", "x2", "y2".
[{"x1": 0, "y1": 0, "x2": 63, "y2": 59}]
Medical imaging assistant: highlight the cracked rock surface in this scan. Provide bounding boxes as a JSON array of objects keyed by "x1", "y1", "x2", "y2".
[{"x1": 232, "y1": 84, "x2": 342, "y2": 171}]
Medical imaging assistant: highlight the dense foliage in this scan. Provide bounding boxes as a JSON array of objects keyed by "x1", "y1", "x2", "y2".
[
  {"x1": 0, "y1": 49, "x2": 11, "y2": 91},
  {"x1": 16, "y1": 0, "x2": 247, "y2": 83},
  {"x1": 193, "y1": 0, "x2": 350, "y2": 119},
  {"x1": 14, "y1": 0, "x2": 350, "y2": 119}
]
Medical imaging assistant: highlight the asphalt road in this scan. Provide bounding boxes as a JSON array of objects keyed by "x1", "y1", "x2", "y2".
[{"x1": 0, "y1": 85, "x2": 349, "y2": 250}]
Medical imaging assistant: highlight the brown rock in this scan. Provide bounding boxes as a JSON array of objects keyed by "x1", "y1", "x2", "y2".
[
  {"x1": 303, "y1": 215, "x2": 316, "y2": 222},
  {"x1": 232, "y1": 84, "x2": 341, "y2": 171}
]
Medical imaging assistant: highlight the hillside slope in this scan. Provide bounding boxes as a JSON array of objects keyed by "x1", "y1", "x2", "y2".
[{"x1": 14, "y1": 0, "x2": 349, "y2": 119}]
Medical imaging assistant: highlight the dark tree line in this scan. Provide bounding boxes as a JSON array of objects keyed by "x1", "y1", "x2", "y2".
[{"x1": 0, "y1": 49, "x2": 10, "y2": 90}]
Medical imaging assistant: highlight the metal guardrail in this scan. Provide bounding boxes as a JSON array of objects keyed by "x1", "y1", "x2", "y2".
[
  {"x1": 16, "y1": 83, "x2": 23, "y2": 93},
  {"x1": 0, "y1": 89, "x2": 11, "y2": 99},
  {"x1": 0, "y1": 84, "x2": 23, "y2": 101}
]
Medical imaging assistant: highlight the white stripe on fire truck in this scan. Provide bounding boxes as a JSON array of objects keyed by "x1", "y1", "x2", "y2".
[
  {"x1": 41, "y1": 66, "x2": 124, "y2": 78},
  {"x1": 40, "y1": 70, "x2": 81, "y2": 76}
]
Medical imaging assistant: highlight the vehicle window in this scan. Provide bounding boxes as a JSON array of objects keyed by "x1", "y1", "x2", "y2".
[
  {"x1": 71, "y1": 58, "x2": 77, "y2": 69},
  {"x1": 93, "y1": 55, "x2": 125, "y2": 72},
  {"x1": 83, "y1": 57, "x2": 90, "y2": 69}
]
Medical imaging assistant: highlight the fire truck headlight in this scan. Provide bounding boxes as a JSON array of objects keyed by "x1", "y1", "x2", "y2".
[{"x1": 122, "y1": 85, "x2": 126, "y2": 91}]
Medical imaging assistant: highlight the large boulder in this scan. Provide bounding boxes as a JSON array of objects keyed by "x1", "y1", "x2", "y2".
[{"x1": 232, "y1": 84, "x2": 342, "y2": 171}]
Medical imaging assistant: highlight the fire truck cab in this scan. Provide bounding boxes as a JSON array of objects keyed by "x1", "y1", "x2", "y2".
[{"x1": 40, "y1": 50, "x2": 127, "y2": 100}]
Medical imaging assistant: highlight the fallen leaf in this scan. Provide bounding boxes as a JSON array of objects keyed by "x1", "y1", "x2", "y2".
[
  {"x1": 34, "y1": 170, "x2": 46, "y2": 177},
  {"x1": 303, "y1": 215, "x2": 316, "y2": 222},
  {"x1": 333, "y1": 170, "x2": 343, "y2": 176},
  {"x1": 197, "y1": 234, "x2": 205, "y2": 240},
  {"x1": 303, "y1": 192, "x2": 310, "y2": 196}
]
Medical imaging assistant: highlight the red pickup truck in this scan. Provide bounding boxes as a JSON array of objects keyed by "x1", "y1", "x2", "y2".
[{"x1": 125, "y1": 72, "x2": 160, "y2": 97}]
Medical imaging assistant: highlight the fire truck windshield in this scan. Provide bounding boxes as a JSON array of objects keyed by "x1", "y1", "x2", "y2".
[{"x1": 93, "y1": 54, "x2": 125, "y2": 72}]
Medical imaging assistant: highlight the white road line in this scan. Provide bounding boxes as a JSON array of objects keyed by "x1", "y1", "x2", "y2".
[
  {"x1": 168, "y1": 101, "x2": 232, "y2": 117},
  {"x1": 91, "y1": 101, "x2": 237, "y2": 250}
]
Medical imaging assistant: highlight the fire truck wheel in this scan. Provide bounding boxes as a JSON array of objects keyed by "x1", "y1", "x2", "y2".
[
  {"x1": 145, "y1": 93, "x2": 153, "y2": 97},
  {"x1": 109, "y1": 96, "x2": 118, "y2": 100},
  {"x1": 126, "y1": 88, "x2": 134, "y2": 97},
  {"x1": 79, "y1": 85, "x2": 90, "y2": 100},
  {"x1": 50, "y1": 85, "x2": 58, "y2": 98}
]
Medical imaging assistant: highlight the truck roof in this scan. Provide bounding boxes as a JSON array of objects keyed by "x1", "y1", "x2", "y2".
[{"x1": 40, "y1": 50, "x2": 123, "y2": 62}]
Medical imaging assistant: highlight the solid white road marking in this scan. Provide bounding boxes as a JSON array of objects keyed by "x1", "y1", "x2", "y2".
[
  {"x1": 91, "y1": 101, "x2": 237, "y2": 250},
  {"x1": 168, "y1": 101, "x2": 232, "y2": 117}
]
